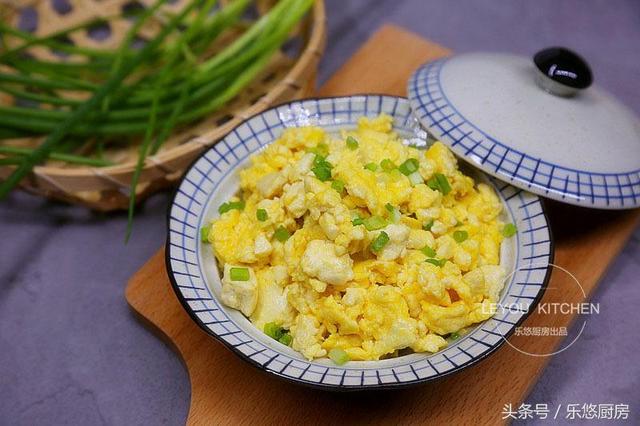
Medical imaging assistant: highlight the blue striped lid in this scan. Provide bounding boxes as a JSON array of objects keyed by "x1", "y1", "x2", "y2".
[{"x1": 408, "y1": 53, "x2": 640, "y2": 210}]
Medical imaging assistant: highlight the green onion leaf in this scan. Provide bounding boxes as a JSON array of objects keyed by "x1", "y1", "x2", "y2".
[
  {"x1": 425, "y1": 258, "x2": 446, "y2": 267},
  {"x1": 423, "y1": 220, "x2": 434, "y2": 231},
  {"x1": 256, "y1": 208, "x2": 268, "y2": 222},
  {"x1": 385, "y1": 203, "x2": 394, "y2": 212},
  {"x1": 448, "y1": 332, "x2": 460, "y2": 341},
  {"x1": 331, "y1": 179, "x2": 345, "y2": 193},
  {"x1": 453, "y1": 230, "x2": 468, "y2": 243},
  {"x1": 363, "y1": 215, "x2": 387, "y2": 231},
  {"x1": 230, "y1": 267, "x2": 250, "y2": 281},
  {"x1": 328, "y1": 348, "x2": 350, "y2": 365},
  {"x1": 352, "y1": 215, "x2": 364, "y2": 226},
  {"x1": 380, "y1": 158, "x2": 396, "y2": 172},
  {"x1": 278, "y1": 333, "x2": 292, "y2": 346},
  {"x1": 346, "y1": 136, "x2": 359, "y2": 150},
  {"x1": 364, "y1": 162, "x2": 378, "y2": 172},
  {"x1": 200, "y1": 225, "x2": 211, "y2": 243},
  {"x1": 264, "y1": 322, "x2": 285, "y2": 340},
  {"x1": 502, "y1": 223, "x2": 517, "y2": 237},
  {"x1": 273, "y1": 225, "x2": 291, "y2": 242},
  {"x1": 370, "y1": 231, "x2": 390, "y2": 253},
  {"x1": 398, "y1": 158, "x2": 419, "y2": 176},
  {"x1": 308, "y1": 142, "x2": 329, "y2": 158},
  {"x1": 421, "y1": 246, "x2": 436, "y2": 257},
  {"x1": 427, "y1": 173, "x2": 452, "y2": 195},
  {"x1": 311, "y1": 154, "x2": 333, "y2": 182},
  {"x1": 219, "y1": 200, "x2": 245, "y2": 214}
]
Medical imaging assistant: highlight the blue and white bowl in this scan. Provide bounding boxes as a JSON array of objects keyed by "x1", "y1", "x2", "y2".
[{"x1": 166, "y1": 95, "x2": 554, "y2": 390}]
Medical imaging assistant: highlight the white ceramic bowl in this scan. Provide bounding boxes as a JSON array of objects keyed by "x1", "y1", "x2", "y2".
[{"x1": 166, "y1": 95, "x2": 554, "y2": 390}]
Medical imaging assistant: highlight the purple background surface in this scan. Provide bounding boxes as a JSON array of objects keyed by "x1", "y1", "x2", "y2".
[{"x1": 1, "y1": 0, "x2": 639, "y2": 424}]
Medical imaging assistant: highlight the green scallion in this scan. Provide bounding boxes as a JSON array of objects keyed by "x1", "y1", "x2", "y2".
[
  {"x1": 278, "y1": 333, "x2": 292, "y2": 346},
  {"x1": 380, "y1": 158, "x2": 396, "y2": 172},
  {"x1": 311, "y1": 154, "x2": 332, "y2": 182},
  {"x1": 423, "y1": 220, "x2": 434, "y2": 231},
  {"x1": 328, "y1": 348, "x2": 350, "y2": 365},
  {"x1": 229, "y1": 267, "x2": 250, "y2": 281},
  {"x1": 308, "y1": 142, "x2": 329, "y2": 158},
  {"x1": 427, "y1": 173, "x2": 452, "y2": 195},
  {"x1": 453, "y1": 230, "x2": 468, "y2": 243},
  {"x1": 219, "y1": 200, "x2": 245, "y2": 214},
  {"x1": 352, "y1": 215, "x2": 364, "y2": 226},
  {"x1": 502, "y1": 223, "x2": 517, "y2": 237},
  {"x1": 256, "y1": 208, "x2": 268, "y2": 222},
  {"x1": 273, "y1": 225, "x2": 291, "y2": 242},
  {"x1": 425, "y1": 258, "x2": 446, "y2": 267},
  {"x1": 448, "y1": 331, "x2": 460, "y2": 341},
  {"x1": 421, "y1": 246, "x2": 436, "y2": 257},
  {"x1": 200, "y1": 224, "x2": 211, "y2": 243},
  {"x1": 264, "y1": 322, "x2": 285, "y2": 340},
  {"x1": 331, "y1": 179, "x2": 345, "y2": 193},
  {"x1": 370, "y1": 231, "x2": 390, "y2": 253},
  {"x1": 346, "y1": 136, "x2": 359, "y2": 150},
  {"x1": 408, "y1": 171, "x2": 424, "y2": 186},
  {"x1": 364, "y1": 162, "x2": 378, "y2": 172},
  {"x1": 363, "y1": 215, "x2": 387, "y2": 231},
  {"x1": 398, "y1": 158, "x2": 419, "y2": 176}
]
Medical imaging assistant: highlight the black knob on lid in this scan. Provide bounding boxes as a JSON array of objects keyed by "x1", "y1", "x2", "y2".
[{"x1": 533, "y1": 47, "x2": 593, "y2": 97}]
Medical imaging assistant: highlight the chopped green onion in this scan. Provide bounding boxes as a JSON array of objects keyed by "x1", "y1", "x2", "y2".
[
  {"x1": 307, "y1": 142, "x2": 329, "y2": 157},
  {"x1": 448, "y1": 331, "x2": 460, "y2": 341},
  {"x1": 264, "y1": 322, "x2": 285, "y2": 340},
  {"x1": 425, "y1": 258, "x2": 446, "y2": 267},
  {"x1": 200, "y1": 224, "x2": 211, "y2": 243},
  {"x1": 408, "y1": 171, "x2": 424, "y2": 186},
  {"x1": 229, "y1": 267, "x2": 250, "y2": 281},
  {"x1": 331, "y1": 179, "x2": 345, "y2": 193},
  {"x1": 256, "y1": 208, "x2": 268, "y2": 222},
  {"x1": 273, "y1": 225, "x2": 291, "y2": 242},
  {"x1": 398, "y1": 158, "x2": 419, "y2": 176},
  {"x1": 427, "y1": 173, "x2": 452, "y2": 195},
  {"x1": 364, "y1": 162, "x2": 378, "y2": 172},
  {"x1": 423, "y1": 220, "x2": 434, "y2": 231},
  {"x1": 421, "y1": 246, "x2": 436, "y2": 257},
  {"x1": 363, "y1": 215, "x2": 387, "y2": 231},
  {"x1": 328, "y1": 348, "x2": 350, "y2": 365},
  {"x1": 385, "y1": 203, "x2": 401, "y2": 223},
  {"x1": 278, "y1": 333, "x2": 292, "y2": 346},
  {"x1": 380, "y1": 158, "x2": 396, "y2": 172},
  {"x1": 370, "y1": 231, "x2": 390, "y2": 253},
  {"x1": 352, "y1": 215, "x2": 364, "y2": 226},
  {"x1": 346, "y1": 136, "x2": 359, "y2": 150},
  {"x1": 311, "y1": 154, "x2": 333, "y2": 182},
  {"x1": 502, "y1": 223, "x2": 517, "y2": 237},
  {"x1": 219, "y1": 200, "x2": 245, "y2": 214},
  {"x1": 453, "y1": 230, "x2": 468, "y2": 243}
]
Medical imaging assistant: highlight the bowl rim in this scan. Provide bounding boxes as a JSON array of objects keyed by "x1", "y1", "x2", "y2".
[{"x1": 164, "y1": 94, "x2": 555, "y2": 391}]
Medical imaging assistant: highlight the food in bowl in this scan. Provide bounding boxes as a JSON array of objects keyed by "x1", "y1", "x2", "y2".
[{"x1": 201, "y1": 114, "x2": 515, "y2": 363}]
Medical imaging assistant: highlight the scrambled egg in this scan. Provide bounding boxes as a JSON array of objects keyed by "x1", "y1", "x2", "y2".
[{"x1": 205, "y1": 114, "x2": 508, "y2": 362}]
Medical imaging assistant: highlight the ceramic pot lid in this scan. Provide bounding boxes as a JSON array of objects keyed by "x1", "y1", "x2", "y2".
[{"x1": 407, "y1": 48, "x2": 640, "y2": 210}]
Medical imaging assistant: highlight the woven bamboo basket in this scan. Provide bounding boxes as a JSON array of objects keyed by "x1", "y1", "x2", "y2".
[{"x1": 0, "y1": 0, "x2": 326, "y2": 210}]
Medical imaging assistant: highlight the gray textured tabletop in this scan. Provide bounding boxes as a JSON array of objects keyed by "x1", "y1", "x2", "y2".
[{"x1": 1, "y1": 0, "x2": 639, "y2": 424}]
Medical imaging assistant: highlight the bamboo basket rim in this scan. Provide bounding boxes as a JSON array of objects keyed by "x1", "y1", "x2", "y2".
[{"x1": 3, "y1": 0, "x2": 326, "y2": 186}]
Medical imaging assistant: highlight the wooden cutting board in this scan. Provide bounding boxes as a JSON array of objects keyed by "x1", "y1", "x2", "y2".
[{"x1": 126, "y1": 25, "x2": 640, "y2": 425}]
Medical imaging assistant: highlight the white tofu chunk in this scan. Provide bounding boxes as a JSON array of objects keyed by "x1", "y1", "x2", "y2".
[
  {"x1": 256, "y1": 172, "x2": 286, "y2": 198},
  {"x1": 301, "y1": 240, "x2": 354, "y2": 286},
  {"x1": 221, "y1": 264, "x2": 258, "y2": 316},
  {"x1": 254, "y1": 233, "x2": 273, "y2": 258},
  {"x1": 372, "y1": 223, "x2": 410, "y2": 261}
]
